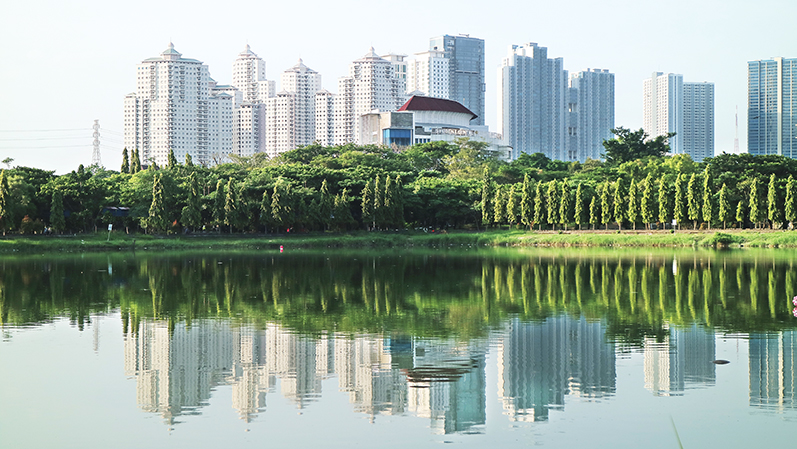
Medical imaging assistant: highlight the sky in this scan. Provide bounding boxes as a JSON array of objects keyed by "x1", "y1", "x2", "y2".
[{"x1": 1, "y1": 0, "x2": 795, "y2": 174}]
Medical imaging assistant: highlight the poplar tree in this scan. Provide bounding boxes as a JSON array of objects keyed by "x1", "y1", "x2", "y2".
[
  {"x1": 271, "y1": 179, "x2": 290, "y2": 232},
  {"x1": 506, "y1": 184, "x2": 517, "y2": 227},
  {"x1": 361, "y1": 179, "x2": 374, "y2": 230},
  {"x1": 334, "y1": 188, "x2": 355, "y2": 231},
  {"x1": 786, "y1": 175, "x2": 796, "y2": 229},
  {"x1": 212, "y1": 179, "x2": 225, "y2": 231},
  {"x1": 224, "y1": 178, "x2": 238, "y2": 233},
  {"x1": 589, "y1": 194, "x2": 598, "y2": 230},
  {"x1": 673, "y1": 173, "x2": 686, "y2": 229},
  {"x1": 480, "y1": 168, "x2": 493, "y2": 227},
  {"x1": 546, "y1": 180, "x2": 559, "y2": 230},
  {"x1": 718, "y1": 183, "x2": 730, "y2": 229},
  {"x1": 168, "y1": 149, "x2": 178, "y2": 169},
  {"x1": 600, "y1": 182, "x2": 612, "y2": 230},
  {"x1": 767, "y1": 173, "x2": 781, "y2": 229},
  {"x1": 520, "y1": 174, "x2": 532, "y2": 230},
  {"x1": 736, "y1": 201, "x2": 746, "y2": 231},
  {"x1": 493, "y1": 185, "x2": 506, "y2": 226},
  {"x1": 613, "y1": 179, "x2": 625, "y2": 230},
  {"x1": 260, "y1": 188, "x2": 271, "y2": 233},
  {"x1": 641, "y1": 174, "x2": 655, "y2": 230},
  {"x1": 533, "y1": 181, "x2": 544, "y2": 230},
  {"x1": 373, "y1": 175, "x2": 384, "y2": 229},
  {"x1": 185, "y1": 153, "x2": 194, "y2": 167},
  {"x1": 702, "y1": 167, "x2": 713, "y2": 229},
  {"x1": 383, "y1": 175, "x2": 395, "y2": 229},
  {"x1": 50, "y1": 189, "x2": 65, "y2": 234},
  {"x1": 749, "y1": 177, "x2": 762, "y2": 228},
  {"x1": 121, "y1": 148, "x2": 130, "y2": 174},
  {"x1": 627, "y1": 178, "x2": 638, "y2": 230},
  {"x1": 574, "y1": 182, "x2": 585, "y2": 230},
  {"x1": 658, "y1": 176, "x2": 671, "y2": 227},
  {"x1": 559, "y1": 181, "x2": 571, "y2": 230},
  {"x1": 320, "y1": 179, "x2": 333, "y2": 230},
  {"x1": 147, "y1": 174, "x2": 167, "y2": 233},
  {"x1": 131, "y1": 148, "x2": 142, "y2": 174},
  {"x1": 180, "y1": 172, "x2": 201, "y2": 231},
  {"x1": 392, "y1": 175, "x2": 404, "y2": 228},
  {"x1": 687, "y1": 173, "x2": 700, "y2": 229}
]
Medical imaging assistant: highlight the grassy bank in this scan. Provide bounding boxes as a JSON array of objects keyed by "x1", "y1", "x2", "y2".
[{"x1": 2, "y1": 228, "x2": 797, "y2": 253}]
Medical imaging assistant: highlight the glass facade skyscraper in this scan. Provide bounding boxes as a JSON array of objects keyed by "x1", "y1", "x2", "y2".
[
  {"x1": 430, "y1": 35, "x2": 485, "y2": 126},
  {"x1": 748, "y1": 57, "x2": 797, "y2": 158}
]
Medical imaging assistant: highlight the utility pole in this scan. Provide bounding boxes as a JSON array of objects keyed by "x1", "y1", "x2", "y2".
[{"x1": 92, "y1": 119, "x2": 102, "y2": 167}]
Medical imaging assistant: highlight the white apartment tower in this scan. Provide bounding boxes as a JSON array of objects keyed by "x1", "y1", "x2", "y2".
[
  {"x1": 124, "y1": 43, "x2": 232, "y2": 166},
  {"x1": 498, "y1": 43, "x2": 568, "y2": 160},
  {"x1": 568, "y1": 69, "x2": 615, "y2": 162},
  {"x1": 279, "y1": 59, "x2": 323, "y2": 148},
  {"x1": 407, "y1": 50, "x2": 450, "y2": 99},
  {"x1": 683, "y1": 82, "x2": 715, "y2": 162},
  {"x1": 230, "y1": 45, "x2": 275, "y2": 157},
  {"x1": 643, "y1": 72, "x2": 684, "y2": 155}
]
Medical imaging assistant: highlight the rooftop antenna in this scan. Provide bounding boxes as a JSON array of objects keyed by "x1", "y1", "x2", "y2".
[
  {"x1": 91, "y1": 119, "x2": 102, "y2": 166},
  {"x1": 733, "y1": 106, "x2": 739, "y2": 153}
]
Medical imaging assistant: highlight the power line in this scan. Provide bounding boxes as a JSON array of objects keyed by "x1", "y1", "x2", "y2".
[
  {"x1": 0, "y1": 128, "x2": 90, "y2": 133},
  {"x1": 0, "y1": 136, "x2": 91, "y2": 142},
  {"x1": 0, "y1": 144, "x2": 91, "y2": 149}
]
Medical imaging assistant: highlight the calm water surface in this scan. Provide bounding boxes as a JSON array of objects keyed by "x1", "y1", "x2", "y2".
[{"x1": 1, "y1": 248, "x2": 796, "y2": 448}]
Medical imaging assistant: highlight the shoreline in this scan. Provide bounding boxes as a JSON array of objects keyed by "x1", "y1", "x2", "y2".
[{"x1": 2, "y1": 229, "x2": 797, "y2": 253}]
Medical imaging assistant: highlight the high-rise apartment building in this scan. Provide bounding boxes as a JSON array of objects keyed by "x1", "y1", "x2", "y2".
[
  {"x1": 275, "y1": 59, "x2": 322, "y2": 151},
  {"x1": 407, "y1": 50, "x2": 450, "y2": 99},
  {"x1": 498, "y1": 43, "x2": 568, "y2": 160},
  {"x1": 124, "y1": 43, "x2": 233, "y2": 167},
  {"x1": 429, "y1": 35, "x2": 485, "y2": 126},
  {"x1": 748, "y1": 57, "x2": 797, "y2": 158},
  {"x1": 683, "y1": 82, "x2": 715, "y2": 162},
  {"x1": 230, "y1": 46, "x2": 275, "y2": 157},
  {"x1": 643, "y1": 72, "x2": 715, "y2": 162},
  {"x1": 568, "y1": 69, "x2": 615, "y2": 161}
]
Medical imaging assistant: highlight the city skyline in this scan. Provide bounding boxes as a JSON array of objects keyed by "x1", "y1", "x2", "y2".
[{"x1": 1, "y1": 0, "x2": 794, "y2": 173}]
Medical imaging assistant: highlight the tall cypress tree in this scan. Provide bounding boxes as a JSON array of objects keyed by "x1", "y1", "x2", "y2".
[
  {"x1": 373, "y1": 175, "x2": 384, "y2": 230},
  {"x1": 749, "y1": 177, "x2": 762, "y2": 228},
  {"x1": 785, "y1": 175, "x2": 796, "y2": 229},
  {"x1": 168, "y1": 149, "x2": 178, "y2": 169},
  {"x1": 600, "y1": 182, "x2": 612, "y2": 230},
  {"x1": 702, "y1": 167, "x2": 713, "y2": 229},
  {"x1": 121, "y1": 148, "x2": 130, "y2": 174},
  {"x1": 480, "y1": 168, "x2": 493, "y2": 227},
  {"x1": 613, "y1": 179, "x2": 625, "y2": 230},
  {"x1": 185, "y1": 153, "x2": 194, "y2": 167},
  {"x1": 361, "y1": 179, "x2": 374, "y2": 230},
  {"x1": 320, "y1": 179, "x2": 333, "y2": 230},
  {"x1": 658, "y1": 176, "x2": 671, "y2": 227},
  {"x1": 383, "y1": 175, "x2": 395, "y2": 229},
  {"x1": 212, "y1": 179, "x2": 225, "y2": 231},
  {"x1": 271, "y1": 179, "x2": 291, "y2": 232},
  {"x1": 224, "y1": 178, "x2": 237, "y2": 233},
  {"x1": 574, "y1": 183, "x2": 585, "y2": 230},
  {"x1": 506, "y1": 184, "x2": 517, "y2": 226},
  {"x1": 718, "y1": 183, "x2": 730, "y2": 229},
  {"x1": 181, "y1": 172, "x2": 201, "y2": 231},
  {"x1": 533, "y1": 181, "x2": 544, "y2": 230},
  {"x1": 520, "y1": 174, "x2": 532, "y2": 230},
  {"x1": 559, "y1": 181, "x2": 571, "y2": 230},
  {"x1": 687, "y1": 173, "x2": 700, "y2": 229},
  {"x1": 131, "y1": 148, "x2": 142, "y2": 174},
  {"x1": 0, "y1": 170, "x2": 9, "y2": 234},
  {"x1": 767, "y1": 173, "x2": 781, "y2": 229},
  {"x1": 641, "y1": 174, "x2": 654, "y2": 230},
  {"x1": 50, "y1": 189, "x2": 65, "y2": 234},
  {"x1": 260, "y1": 189, "x2": 271, "y2": 233},
  {"x1": 626, "y1": 178, "x2": 638, "y2": 230},
  {"x1": 673, "y1": 173, "x2": 686, "y2": 229},
  {"x1": 493, "y1": 185, "x2": 506, "y2": 226},
  {"x1": 392, "y1": 175, "x2": 404, "y2": 228},
  {"x1": 736, "y1": 198, "x2": 746, "y2": 229},
  {"x1": 546, "y1": 180, "x2": 559, "y2": 230},
  {"x1": 589, "y1": 194, "x2": 599, "y2": 230},
  {"x1": 147, "y1": 174, "x2": 167, "y2": 234}
]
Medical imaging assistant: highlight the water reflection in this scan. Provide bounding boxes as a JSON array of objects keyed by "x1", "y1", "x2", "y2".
[{"x1": 749, "y1": 331, "x2": 797, "y2": 411}]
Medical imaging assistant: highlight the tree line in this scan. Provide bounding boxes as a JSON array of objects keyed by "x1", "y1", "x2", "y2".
[{"x1": 2, "y1": 129, "x2": 797, "y2": 234}]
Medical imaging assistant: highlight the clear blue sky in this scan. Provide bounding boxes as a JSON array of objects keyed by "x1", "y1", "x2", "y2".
[{"x1": 1, "y1": 0, "x2": 795, "y2": 174}]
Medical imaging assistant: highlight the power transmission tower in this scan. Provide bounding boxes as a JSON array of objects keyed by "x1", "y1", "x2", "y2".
[{"x1": 92, "y1": 119, "x2": 103, "y2": 167}]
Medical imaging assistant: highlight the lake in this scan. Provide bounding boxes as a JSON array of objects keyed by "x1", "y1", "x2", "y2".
[{"x1": 1, "y1": 247, "x2": 795, "y2": 448}]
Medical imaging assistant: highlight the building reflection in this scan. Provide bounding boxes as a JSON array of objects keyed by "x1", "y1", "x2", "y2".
[
  {"x1": 749, "y1": 331, "x2": 797, "y2": 410},
  {"x1": 643, "y1": 324, "x2": 716, "y2": 396},
  {"x1": 497, "y1": 316, "x2": 616, "y2": 422}
]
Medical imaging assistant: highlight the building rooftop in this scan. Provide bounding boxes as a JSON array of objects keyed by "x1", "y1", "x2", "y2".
[{"x1": 398, "y1": 95, "x2": 477, "y2": 120}]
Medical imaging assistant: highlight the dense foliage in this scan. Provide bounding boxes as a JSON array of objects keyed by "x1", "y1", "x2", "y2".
[{"x1": 3, "y1": 137, "x2": 797, "y2": 235}]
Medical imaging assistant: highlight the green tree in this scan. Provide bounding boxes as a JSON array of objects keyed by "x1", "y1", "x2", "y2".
[
  {"x1": 374, "y1": 175, "x2": 384, "y2": 229},
  {"x1": 147, "y1": 173, "x2": 168, "y2": 233},
  {"x1": 180, "y1": 172, "x2": 201, "y2": 231},
  {"x1": 185, "y1": 153, "x2": 194, "y2": 167},
  {"x1": 613, "y1": 179, "x2": 625, "y2": 230},
  {"x1": 493, "y1": 185, "x2": 506, "y2": 226},
  {"x1": 601, "y1": 182, "x2": 612, "y2": 230},
  {"x1": 702, "y1": 167, "x2": 713, "y2": 229},
  {"x1": 333, "y1": 188, "x2": 355, "y2": 231},
  {"x1": 168, "y1": 149, "x2": 178, "y2": 169},
  {"x1": 533, "y1": 181, "x2": 544, "y2": 230},
  {"x1": 0, "y1": 170, "x2": 8, "y2": 234},
  {"x1": 627, "y1": 178, "x2": 638, "y2": 230},
  {"x1": 736, "y1": 199, "x2": 746, "y2": 229},
  {"x1": 361, "y1": 179, "x2": 374, "y2": 230},
  {"x1": 673, "y1": 173, "x2": 686, "y2": 229},
  {"x1": 589, "y1": 194, "x2": 599, "y2": 230},
  {"x1": 49, "y1": 188, "x2": 65, "y2": 233},
  {"x1": 574, "y1": 182, "x2": 585, "y2": 230},
  {"x1": 658, "y1": 176, "x2": 671, "y2": 227},
  {"x1": 121, "y1": 148, "x2": 130, "y2": 174},
  {"x1": 259, "y1": 188, "x2": 271, "y2": 233},
  {"x1": 641, "y1": 174, "x2": 655, "y2": 229},
  {"x1": 546, "y1": 180, "x2": 559, "y2": 230},
  {"x1": 320, "y1": 179, "x2": 333, "y2": 230},
  {"x1": 224, "y1": 178, "x2": 238, "y2": 233},
  {"x1": 718, "y1": 183, "x2": 730, "y2": 229},
  {"x1": 559, "y1": 181, "x2": 571, "y2": 230},
  {"x1": 767, "y1": 173, "x2": 781, "y2": 229},
  {"x1": 520, "y1": 174, "x2": 532, "y2": 230},
  {"x1": 212, "y1": 179, "x2": 226, "y2": 231},
  {"x1": 687, "y1": 173, "x2": 700, "y2": 229},
  {"x1": 786, "y1": 175, "x2": 796, "y2": 229},
  {"x1": 383, "y1": 175, "x2": 395, "y2": 228},
  {"x1": 131, "y1": 148, "x2": 142, "y2": 174},
  {"x1": 750, "y1": 177, "x2": 762, "y2": 228},
  {"x1": 480, "y1": 168, "x2": 493, "y2": 227},
  {"x1": 392, "y1": 175, "x2": 404, "y2": 228},
  {"x1": 506, "y1": 184, "x2": 517, "y2": 226},
  {"x1": 601, "y1": 127, "x2": 674, "y2": 164},
  {"x1": 271, "y1": 179, "x2": 290, "y2": 232}
]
